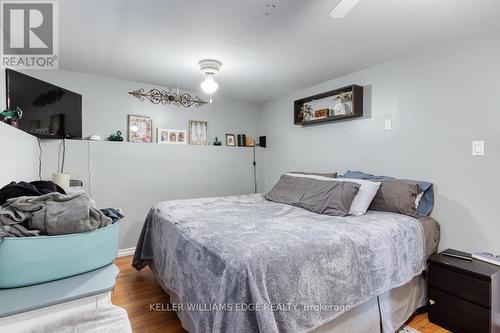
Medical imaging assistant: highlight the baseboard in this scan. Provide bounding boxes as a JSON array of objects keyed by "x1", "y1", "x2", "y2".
[{"x1": 117, "y1": 247, "x2": 136, "y2": 257}]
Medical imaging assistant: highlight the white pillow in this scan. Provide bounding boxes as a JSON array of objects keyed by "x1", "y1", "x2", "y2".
[
  {"x1": 333, "y1": 178, "x2": 381, "y2": 216},
  {"x1": 285, "y1": 173, "x2": 381, "y2": 216}
]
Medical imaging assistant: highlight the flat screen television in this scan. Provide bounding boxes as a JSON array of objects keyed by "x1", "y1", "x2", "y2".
[{"x1": 5, "y1": 69, "x2": 82, "y2": 139}]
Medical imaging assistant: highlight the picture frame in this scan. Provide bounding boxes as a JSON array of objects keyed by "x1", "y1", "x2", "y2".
[
  {"x1": 177, "y1": 130, "x2": 186, "y2": 144},
  {"x1": 157, "y1": 128, "x2": 187, "y2": 144},
  {"x1": 157, "y1": 128, "x2": 169, "y2": 144},
  {"x1": 314, "y1": 109, "x2": 329, "y2": 119},
  {"x1": 225, "y1": 134, "x2": 236, "y2": 146},
  {"x1": 169, "y1": 131, "x2": 177, "y2": 142},
  {"x1": 128, "y1": 115, "x2": 152, "y2": 143},
  {"x1": 188, "y1": 120, "x2": 209, "y2": 145}
]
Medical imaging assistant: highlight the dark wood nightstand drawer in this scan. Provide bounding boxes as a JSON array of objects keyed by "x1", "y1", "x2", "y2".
[
  {"x1": 429, "y1": 262, "x2": 490, "y2": 308},
  {"x1": 429, "y1": 288, "x2": 490, "y2": 333}
]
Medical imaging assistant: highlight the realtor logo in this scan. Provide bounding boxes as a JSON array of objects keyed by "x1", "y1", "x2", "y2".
[{"x1": 1, "y1": 1, "x2": 58, "y2": 68}]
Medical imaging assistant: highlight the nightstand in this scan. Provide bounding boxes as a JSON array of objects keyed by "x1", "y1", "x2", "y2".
[{"x1": 427, "y1": 249, "x2": 500, "y2": 333}]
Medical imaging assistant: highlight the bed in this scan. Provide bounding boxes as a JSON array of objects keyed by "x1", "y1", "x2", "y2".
[{"x1": 133, "y1": 194, "x2": 440, "y2": 333}]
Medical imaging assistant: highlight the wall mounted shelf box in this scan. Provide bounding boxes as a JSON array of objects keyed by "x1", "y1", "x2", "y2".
[{"x1": 294, "y1": 85, "x2": 364, "y2": 126}]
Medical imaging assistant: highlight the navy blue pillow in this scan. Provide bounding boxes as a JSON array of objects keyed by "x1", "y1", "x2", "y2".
[
  {"x1": 340, "y1": 170, "x2": 393, "y2": 181},
  {"x1": 339, "y1": 170, "x2": 434, "y2": 216},
  {"x1": 414, "y1": 181, "x2": 434, "y2": 216}
]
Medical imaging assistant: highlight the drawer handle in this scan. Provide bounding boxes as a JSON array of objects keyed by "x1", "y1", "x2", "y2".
[{"x1": 429, "y1": 299, "x2": 435, "y2": 305}]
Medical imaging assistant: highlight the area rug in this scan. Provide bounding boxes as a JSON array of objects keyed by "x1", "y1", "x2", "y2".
[{"x1": 397, "y1": 325, "x2": 421, "y2": 333}]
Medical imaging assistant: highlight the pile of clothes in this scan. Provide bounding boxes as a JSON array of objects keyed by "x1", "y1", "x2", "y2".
[{"x1": 0, "y1": 181, "x2": 123, "y2": 239}]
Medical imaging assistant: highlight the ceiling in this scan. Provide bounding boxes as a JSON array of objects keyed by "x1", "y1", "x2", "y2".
[{"x1": 59, "y1": 0, "x2": 500, "y2": 103}]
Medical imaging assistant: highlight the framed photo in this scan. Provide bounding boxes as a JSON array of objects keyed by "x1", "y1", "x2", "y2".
[
  {"x1": 128, "y1": 115, "x2": 152, "y2": 143},
  {"x1": 314, "y1": 109, "x2": 329, "y2": 119},
  {"x1": 225, "y1": 134, "x2": 236, "y2": 146},
  {"x1": 189, "y1": 120, "x2": 209, "y2": 145},
  {"x1": 177, "y1": 130, "x2": 186, "y2": 144},
  {"x1": 157, "y1": 128, "x2": 169, "y2": 144},
  {"x1": 157, "y1": 128, "x2": 187, "y2": 144}
]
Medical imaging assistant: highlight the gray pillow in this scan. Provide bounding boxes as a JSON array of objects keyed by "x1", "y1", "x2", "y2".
[
  {"x1": 369, "y1": 179, "x2": 420, "y2": 217},
  {"x1": 264, "y1": 175, "x2": 359, "y2": 216},
  {"x1": 288, "y1": 171, "x2": 337, "y2": 178},
  {"x1": 340, "y1": 170, "x2": 434, "y2": 216}
]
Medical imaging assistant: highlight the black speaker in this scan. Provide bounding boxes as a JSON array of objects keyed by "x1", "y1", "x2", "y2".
[
  {"x1": 237, "y1": 134, "x2": 246, "y2": 147},
  {"x1": 259, "y1": 136, "x2": 266, "y2": 148}
]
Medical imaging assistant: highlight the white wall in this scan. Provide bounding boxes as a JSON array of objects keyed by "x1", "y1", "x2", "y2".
[
  {"x1": 41, "y1": 140, "x2": 265, "y2": 249},
  {"x1": 0, "y1": 121, "x2": 39, "y2": 187},
  {"x1": 261, "y1": 28, "x2": 500, "y2": 255},
  {"x1": 0, "y1": 69, "x2": 40, "y2": 187},
  {"x1": 13, "y1": 70, "x2": 265, "y2": 249},
  {"x1": 21, "y1": 70, "x2": 261, "y2": 141},
  {"x1": 5, "y1": 28, "x2": 500, "y2": 255}
]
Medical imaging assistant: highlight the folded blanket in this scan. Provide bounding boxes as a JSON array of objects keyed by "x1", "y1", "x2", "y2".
[{"x1": 0, "y1": 193, "x2": 112, "y2": 238}]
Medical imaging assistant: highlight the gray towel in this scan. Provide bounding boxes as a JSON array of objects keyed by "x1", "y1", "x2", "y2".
[{"x1": 0, "y1": 193, "x2": 112, "y2": 237}]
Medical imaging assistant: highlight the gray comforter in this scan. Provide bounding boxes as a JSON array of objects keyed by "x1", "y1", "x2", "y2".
[{"x1": 133, "y1": 194, "x2": 426, "y2": 333}]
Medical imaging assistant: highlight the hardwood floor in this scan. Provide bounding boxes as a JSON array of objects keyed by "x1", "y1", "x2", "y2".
[
  {"x1": 408, "y1": 313, "x2": 450, "y2": 333},
  {"x1": 113, "y1": 256, "x2": 186, "y2": 333},
  {"x1": 112, "y1": 256, "x2": 449, "y2": 333}
]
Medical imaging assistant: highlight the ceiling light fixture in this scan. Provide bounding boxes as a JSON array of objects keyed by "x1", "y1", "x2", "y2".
[
  {"x1": 329, "y1": 0, "x2": 360, "y2": 19},
  {"x1": 199, "y1": 59, "x2": 222, "y2": 103}
]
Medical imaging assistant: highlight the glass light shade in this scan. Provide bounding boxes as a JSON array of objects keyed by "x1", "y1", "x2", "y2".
[{"x1": 200, "y1": 76, "x2": 218, "y2": 94}]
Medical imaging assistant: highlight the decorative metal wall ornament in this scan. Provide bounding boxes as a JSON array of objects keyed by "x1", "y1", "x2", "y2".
[{"x1": 128, "y1": 88, "x2": 208, "y2": 108}]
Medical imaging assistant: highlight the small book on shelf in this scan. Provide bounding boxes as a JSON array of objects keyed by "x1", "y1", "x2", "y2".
[{"x1": 472, "y1": 252, "x2": 500, "y2": 267}]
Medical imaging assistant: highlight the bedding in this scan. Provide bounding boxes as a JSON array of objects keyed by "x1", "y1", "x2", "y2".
[
  {"x1": 369, "y1": 179, "x2": 420, "y2": 217},
  {"x1": 264, "y1": 174, "x2": 359, "y2": 216},
  {"x1": 152, "y1": 272, "x2": 428, "y2": 333},
  {"x1": 339, "y1": 170, "x2": 393, "y2": 181},
  {"x1": 325, "y1": 177, "x2": 381, "y2": 216},
  {"x1": 285, "y1": 173, "x2": 380, "y2": 216},
  {"x1": 417, "y1": 216, "x2": 440, "y2": 258},
  {"x1": 133, "y1": 194, "x2": 427, "y2": 333},
  {"x1": 288, "y1": 172, "x2": 337, "y2": 178},
  {"x1": 413, "y1": 181, "x2": 434, "y2": 216},
  {"x1": 339, "y1": 170, "x2": 434, "y2": 216}
]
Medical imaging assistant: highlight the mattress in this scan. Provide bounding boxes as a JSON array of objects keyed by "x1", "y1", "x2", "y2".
[
  {"x1": 417, "y1": 216, "x2": 440, "y2": 259},
  {"x1": 133, "y1": 194, "x2": 439, "y2": 333}
]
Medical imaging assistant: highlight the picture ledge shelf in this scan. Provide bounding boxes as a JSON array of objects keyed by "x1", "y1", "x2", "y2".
[
  {"x1": 294, "y1": 84, "x2": 364, "y2": 126},
  {"x1": 58, "y1": 139, "x2": 259, "y2": 148}
]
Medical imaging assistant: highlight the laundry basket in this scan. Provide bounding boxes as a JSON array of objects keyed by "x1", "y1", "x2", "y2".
[{"x1": 0, "y1": 220, "x2": 121, "y2": 289}]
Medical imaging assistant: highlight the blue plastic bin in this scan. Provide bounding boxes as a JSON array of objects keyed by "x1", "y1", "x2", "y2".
[{"x1": 0, "y1": 221, "x2": 121, "y2": 289}]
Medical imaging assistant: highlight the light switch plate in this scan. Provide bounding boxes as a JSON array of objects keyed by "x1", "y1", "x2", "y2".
[
  {"x1": 472, "y1": 140, "x2": 485, "y2": 156},
  {"x1": 384, "y1": 119, "x2": 392, "y2": 131}
]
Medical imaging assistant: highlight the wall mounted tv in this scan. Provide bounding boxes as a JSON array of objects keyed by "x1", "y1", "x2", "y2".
[{"x1": 5, "y1": 69, "x2": 82, "y2": 139}]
